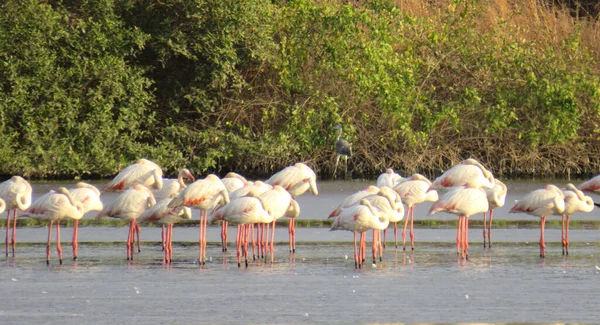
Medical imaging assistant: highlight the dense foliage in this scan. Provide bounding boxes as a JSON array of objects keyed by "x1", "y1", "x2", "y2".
[{"x1": 0, "y1": 0, "x2": 599, "y2": 179}]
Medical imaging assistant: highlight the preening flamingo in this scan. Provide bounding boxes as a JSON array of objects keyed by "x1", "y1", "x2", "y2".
[
  {"x1": 102, "y1": 158, "x2": 164, "y2": 192},
  {"x1": 328, "y1": 185, "x2": 380, "y2": 218},
  {"x1": 266, "y1": 163, "x2": 318, "y2": 253},
  {"x1": 152, "y1": 168, "x2": 194, "y2": 250},
  {"x1": 22, "y1": 188, "x2": 84, "y2": 264},
  {"x1": 223, "y1": 181, "x2": 273, "y2": 258},
  {"x1": 361, "y1": 186, "x2": 403, "y2": 263},
  {"x1": 139, "y1": 198, "x2": 192, "y2": 263},
  {"x1": 330, "y1": 199, "x2": 389, "y2": 269},
  {"x1": 483, "y1": 179, "x2": 507, "y2": 248},
  {"x1": 0, "y1": 176, "x2": 32, "y2": 257},
  {"x1": 333, "y1": 124, "x2": 352, "y2": 179},
  {"x1": 430, "y1": 158, "x2": 495, "y2": 190},
  {"x1": 376, "y1": 168, "x2": 405, "y2": 188},
  {"x1": 257, "y1": 186, "x2": 300, "y2": 263},
  {"x1": 68, "y1": 182, "x2": 103, "y2": 260},
  {"x1": 168, "y1": 174, "x2": 229, "y2": 264},
  {"x1": 95, "y1": 185, "x2": 156, "y2": 260},
  {"x1": 212, "y1": 191, "x2": 274, "y2": 267},
  {"x1": 220, "y1": 172, "x2": 250, "y2": 252},
  {"x1": 557, "y1": 184, "x2": 594, "y2": 255},
  {"x1": 509, "y1": 184, "x2": 565, "y2": 257},
  {"x1": 153, "y1": 168, "x2": 195, "y2": 200},
  {"x1": 393, "y1": 173, "x2": 439, "y2": 250},
  {"x1": 429, "y1": 183, "x2": 489, "y2": 259}
]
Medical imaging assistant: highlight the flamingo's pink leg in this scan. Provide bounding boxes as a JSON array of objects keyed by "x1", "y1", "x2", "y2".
[
  {"x1": 488, "y1": 209, "x2": 494, "y2": 248},
  {"x1": 456, "y1": 216, "x2": 463, "y2": 255},
  {"x1": 11, "y1": 210, "x2": 18, "y2": 256},
  {"x1": 540, "y1": 216, "x2": 547, "y2": 258},
  {"x1": 402, "y1": 209, "x2": 409, "y2": 250},
  {"x1": 565, "y1": 216, "x2": 571, "y2": 256},
  {"x1": 72, "y1": 219, "x2": 79, "y2": 260},
  {"x1": 410, "y1": 207, "x2": 415, "y2": 251},
  {"x1": 135, "y1": 222, "x2": 141, "y2": 253},
  {"x1": 5, "y1": 210, "x2": 11, "y2": 257},
  {"x1": 270, "y1": 220, "x2": 276, "y2": 264},
  {"x1": 46, "y1": 221, "x2": 54, "y2": 264},
  {"x1": 56, "y1": 221, "x2": 63, "y2": 265},
  {"x1": 483, "y1": 211, "x2": 488, "y2": 248}
]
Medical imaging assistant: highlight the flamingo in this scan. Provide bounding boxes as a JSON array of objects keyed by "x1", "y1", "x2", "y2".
[
  {"x1": 95, "y1": 185, "x2": 156, "y2": 260},
  {"x1": 21, "y1": 188, "x2": 84, "y2": 264},
  {"x1": 328, "y1": 185, "x2": 380, "y2": 218},
  {"x1": 153, "y1": 168, "x2": 195, "y2": 250},
  {"x1": 330, "y1": 199, "x2": 389, "y2": 268},
  {"x1": 483, "y1": 179, "x2": 507, "y2": 248},
  {"x1": 509, "y1": 184, "x2": 565, "y2": 257},
  {"x1": 429, "y1": 183, "x2": 489, "y2": 259},
  {"x1": 220, "y1": 172, "x2": 250, "y2": 252},
  {"x1": 168, "y1": 174, "x2": 229, "y2": 264},
  {"x1": 578, "y1": 174, "x2": 600, "y2": 193},
  {"x1": 430, "y1": 158, "x2": 495, "y2": 190},
  {"x1": 258, "y1": 186, "x2": 300, "y2": 263},
  {"x1": 557, "y1": 184, "x2": 594, "y2": 255},
  {"x1": 393, "y1": 173, "x2": 439, "y2": 250},
  {"x1": 224, "y1": 181, "x2": 273, "y2": 258},
  {"x1": 138, "y1": 198, "x2": 192, "y2": 263},
  {"x1": 68, "y1": 182, "x2": 103, "y2": 260},
  {"x1": 361, "y1": 186, "x2": 403, "y2": 263},
  {"x1": 212, "y1": 190, "x2": 274, "y2": 267},
  {"x1": 0, "y1": 176, "x2": 32, "y2": 257},
  {"x1": 102, "y1": 158, "x2": 163, "y2": 192},
  {"x1": 266, "y1": 163, "x2": 318, "y2": 253},
  {"x1": 376, "y1": 168, "x2": 405, "y2": 188},
  {"x1": 153, "y1": 168, "x2": 195, "y2": 200}
]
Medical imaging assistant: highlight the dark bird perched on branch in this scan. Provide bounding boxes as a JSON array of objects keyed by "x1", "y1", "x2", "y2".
[{"x1": 333, "y1": 124, "x2": 352, "y2": 179}]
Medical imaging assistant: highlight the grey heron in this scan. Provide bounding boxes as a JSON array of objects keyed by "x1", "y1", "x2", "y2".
[{"x1": 333, "y1": 124, "x2": 352, "y2": 179}]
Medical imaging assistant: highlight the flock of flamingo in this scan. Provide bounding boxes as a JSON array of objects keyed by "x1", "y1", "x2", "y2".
[{"x1": 0, "y1": 158, "x2": 598, "y2": 269}]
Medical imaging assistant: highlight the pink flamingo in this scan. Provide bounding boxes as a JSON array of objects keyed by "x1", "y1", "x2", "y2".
[
  {"x1": 212, "y1": 190, "x2": 274, "y2": 267},
  {"x1": 330, "y1": 199, "x2": 389, "y2": 269},
  {"x1": 430, "y1": 158, "x2": 495, "y2": 190},
  {"x1": 483, "y1": 179, "x2": 507, "y2": 248},
  {"x1": 376, "y1": 168, "x2": 405, "y2": 188},
  {"x1": 95, "y1": 185, "x2": 156, "y2": 260},
  {"x1": 139, "y1": 198, "x2": 192, "y2": 263},
  {"x1": 328, "y1": 185, "x2": 380, "y2": 218},
  {"x1": 102, "y1": 158, "x2": 163, "y2": 192},
  {"x1": 361, "y1": 187, "x2": 403, "y2": 263},
  {"x1": 153, "y1": 168, "x2": 195, "y2": 250},
  {"x1": 68, "y1": 182, "x2": 103, "y2": 260},
  {"x1": 558, "y1": 184, "x2": 594, "y2": 255},
  {"x1": 429, "y1": 183, "x2": 489, "y2": 259},
  {"x1": 22, "y1": 188, "x2": 84, "y2": 264},
  {"x1": 0, "y1": 176, "x2": 32, "y2": 257},
  {"x1": 393, "y1": 173, "x2": 439, "y2": 250},
  {"x1": 225, "y1": 181, "x2": 273, "y2": 258},
  {"x1": 509, "y1": 184, "x2": 565, "y2": 257},
  {"x1": 220, "y1": 172, "x2": 250, "y2": 252},
  {"x1": 578, "y1": 174, "x2": 600, "y2": 193},
  {"x1": 258, "y1": 186, "x2": 300, "y2": 263},
  {"x1": 168, "y1": 174, "x2": 229, "y2": 265},
  {"x1": 266, "y1": 163, "x2": 318, "y2": 253}
]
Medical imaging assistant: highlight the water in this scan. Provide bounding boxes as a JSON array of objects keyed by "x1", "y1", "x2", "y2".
[{"x1": 1, "y1": 179, "x2": 599, "y2": 324}]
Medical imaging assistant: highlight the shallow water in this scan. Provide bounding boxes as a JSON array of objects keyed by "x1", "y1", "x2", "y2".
[
  {"x1": 2, "y1": 179, "x2": 599, "y2": 324},
  {"x1": 2, "y1": 243, "x2": 600, "y2": 324}
]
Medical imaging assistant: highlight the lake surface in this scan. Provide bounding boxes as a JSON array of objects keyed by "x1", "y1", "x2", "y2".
[{"x1": 1, "y1": 179, "x2": 599, "y2": 324}]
